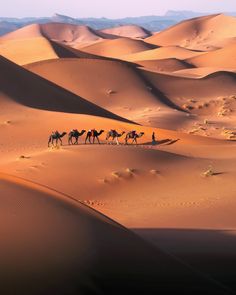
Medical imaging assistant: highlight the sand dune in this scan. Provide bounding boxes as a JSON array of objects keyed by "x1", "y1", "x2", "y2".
[
  {"x1": 141, "y1": 68, "x2": 236, "y2": 108},
  {"x1": 136, "y1": 58, "x2": 194, "y2": 72},
  {"x1": 4, "y1": 142, "x2": 236, "y2": 229},
  {"x1": 101, "y1": 25, "x2": 152, "y2": 39},
  {"x1": 146, "y1": 14, "x2": 236, "y2": 50},
  {"x1": 41, "y1": 23, "x2": 105, "y2": 43},
  {"x1": 79, "y1": 38, "x2": 157, "y2": 58},
  {"x1": 25, "y1": 57, "x2": 159, "y2": 108},
  {"x1": 1, "y1": 13, "x2": 236, "y2": 293},
  {"x1": 121, "y1": 46, "x2": 205, "y2": 62},
  {"x1": 0, "y1": 35, "x2": 98, "y2": 65},
  {"x1": 0, "y1": 23, "x2": 42, "y2": 41},
  {"x1": 0, "y1": 24, "x2": 111, "y2": 65},
  {"x1": 25, "y1": 57, "x2": 188, "y2": 127},
  {"x1": 0, "y1": 56, "x2": 129, "y2": 122},
  {"x1": 0, "y1": 23, "x2": 115, "y2": 45},
  {"x1": 1, "y1": 77, "x2": 236, "y2": 292},
  {"x1": 0, "y1": 173, "x2": 231, "y2": 294},
  {"x1": 47, "y1": 40, "x2": 111, "y2": 60},
  {"x1": 173, "y1": 67, "x2": 236, "y2": 78},
  {"x1": 187, "y1": 43, "x2": 236, "y2": 68},
  {"x1": 0, "y1": 37, "x2": 60, "y2": 65}
]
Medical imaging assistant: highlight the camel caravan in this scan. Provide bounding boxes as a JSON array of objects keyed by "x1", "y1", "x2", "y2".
[{"x1": 48, "y1": 129, "x2": 145, "y2": 147}]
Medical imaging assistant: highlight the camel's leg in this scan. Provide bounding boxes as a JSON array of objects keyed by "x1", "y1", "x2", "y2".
[
  {"x1": 85, "y1": 134, "x2": 89, "y2": 144},
  {"x1": 115, "y1": 137, "x2": 119, "y2": 145},
  {"x1": 87, "y1": 135, "x2": 92, "y2": 144},
  {"x1": 108, "y1": 135, "x2": 112, "y2": 145},
  {"x1": 97, "y1": 136, "x2": 100, "y2": 144},
  {"x1": 68, "y1": 136, "x2": 72, "y2": 145},
  {"x1": 48, "y1": 136, "x2": 52, "y2": 147},
  {"x1": 59, "y1": 138, "x2": 63, "y2": 146}
]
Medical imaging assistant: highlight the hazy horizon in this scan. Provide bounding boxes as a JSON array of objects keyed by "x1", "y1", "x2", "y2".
[{"x1": 1, "y1": 0, "x2": 235, "y2": 18}]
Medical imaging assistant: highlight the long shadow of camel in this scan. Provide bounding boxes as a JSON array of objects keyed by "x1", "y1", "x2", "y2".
[{"x1": 60, "y1": 139, "x2": 180, "y2": 147}]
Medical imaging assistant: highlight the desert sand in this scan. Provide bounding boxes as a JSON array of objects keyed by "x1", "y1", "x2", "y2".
[
  {"x1": 1, "y1": 13, "x2": 236, "y2": 293},
  {"x1": 101, "y1": 25, "x2": 152, "y2": 39},
  {"x1": 79, "y1": 38, "x2": 157, "y2": 58},
  {"x1": 146, "y1": 14, "x2": 236, "y2": 50}
]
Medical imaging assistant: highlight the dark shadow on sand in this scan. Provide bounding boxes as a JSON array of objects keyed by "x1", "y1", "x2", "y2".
[
  {"x1": 133, "y1": 228, "x2": 236, "y2": 292},
  {"x1": 141, "y1": 139, "x2": 180, "y2": 146}
]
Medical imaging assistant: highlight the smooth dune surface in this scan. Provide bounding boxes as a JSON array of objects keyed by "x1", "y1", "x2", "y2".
[
  {"x1": 79, "y1": 37, "x2": 157, "y2": 58},
  {"x1": 101, "y1": 25, "x2": 152, "y2": 39},
  {"x1": 146, "y1": 14, "x2": 236, "y2": 50},
  {"x1": 1, "y1": 13, "x2": 236, "y2": 294},
  {"x1": 121, "y1": 46, "x2": 205, "y2": 62}
]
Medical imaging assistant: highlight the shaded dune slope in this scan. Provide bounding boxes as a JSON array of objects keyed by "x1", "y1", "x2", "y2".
[
  {"x1": 25, "y1": 58, "x2": 182, "y2": 112},
  {"x1": 79, "y1": 38, "x2": 157, "y2": 58},
  {"x1": 136, "y1": 58, "x2": 194, "y2": 72},
  {"x1": 0, "y1": 24, "x2": 120, "y2": 65},
  {"x1": 187, "y1": 44, "x2": 236, "y2": 68},
  {"x1": 101, "y1": 25, "x2": 152, "y2": 39},
  {"x1": 0, "y1": 56, "x2": 131, "y2": 123},
  {"x1": 141, "y1": 68, "x2": 236, "y2": 102},
  {"x1": 122, "y1": 46, "x2": 205, "y2": 62},
  {"x1": 48, "y1": 40, "x2": 110, "y2": 60},
  {"x1": 0, "y1": 23, "x2": 115, "y2": 43},
  {"x1": 0, "y1": 173, "x2": 232, "y2": 295},
  {"x1": 40, "y1": 23, "x2": 110, "y2": 43}
]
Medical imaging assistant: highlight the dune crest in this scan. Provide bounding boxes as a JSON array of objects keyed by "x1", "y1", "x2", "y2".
[
  {"x1": 101, "y1": 25, "x2": 152, "y2": 39},
  {"x1": 0, "y1": 55, "x2": 130, "y2": 122},
  {"x1": 121, "y1": 46, "x2": 205, "y2": 62},
  {"x1": 146, "y1": 14, "x2": 236, "y2": 50},
  {"x1": 79, "y1": 37, "x2": 157, "y2": 58}
]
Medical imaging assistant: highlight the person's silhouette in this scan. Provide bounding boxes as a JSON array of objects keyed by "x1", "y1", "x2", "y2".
[{"x1": 152, "y1": 132, "x2": 156, "y2": 144}]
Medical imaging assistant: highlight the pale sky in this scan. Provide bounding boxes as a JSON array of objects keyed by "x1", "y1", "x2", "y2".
[{"x1": 1, "y1": 0, "x2": 236, "y2": 18}]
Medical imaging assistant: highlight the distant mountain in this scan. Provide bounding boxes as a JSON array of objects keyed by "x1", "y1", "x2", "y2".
[
  {"x1": 165, "y1": 10, "x2": 236, "y2": 20},
  {"x1": 0, "y1": 21, "x2": 20, "y2": 35},
  {"x1": 164, "y1": 10, "x2": 206, "y2": 20},
  {"x1": 51, "y1": 13, "x2": 83, "y2": 24},
  {"x1": 0, "y1": 11, "x2": 236, "y2": 36}
]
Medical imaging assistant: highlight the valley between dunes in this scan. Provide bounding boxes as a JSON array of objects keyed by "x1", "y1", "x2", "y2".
[{"x1": 1, "y1": 13, "x2": 236, "y2": 294}]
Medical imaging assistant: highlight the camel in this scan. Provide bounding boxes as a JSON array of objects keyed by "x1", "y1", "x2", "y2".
[
  {"x1": 68, "y1": 129, "x2": 86, "y2": 145},
  {"x1": 85, "y1": 129, "x2": 104, "y2": 144},
  {"x1": 106, "y1": 130, "x2": 125, "y2": 145},
  {"x1": 48, "y1": 131, "x2": 67, "y2": 147},
  {"x1": 125, "y1": 131, "x2": 145, "y2": 145}
]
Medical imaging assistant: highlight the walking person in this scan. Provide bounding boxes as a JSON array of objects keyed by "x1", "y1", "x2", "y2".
[{"x1": 152, "y1": 132, "x2": 156, "y2": 145}]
